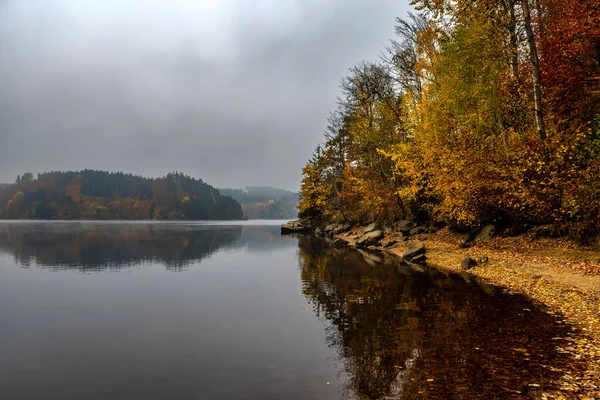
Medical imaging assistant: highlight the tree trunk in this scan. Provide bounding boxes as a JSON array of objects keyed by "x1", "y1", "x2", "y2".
[
  {"x1": 521, "y1": 0, "x2": 547, "y2": 149},
  {"x1": 509, "y1": 2, "x2": 519, "y2": 77}
]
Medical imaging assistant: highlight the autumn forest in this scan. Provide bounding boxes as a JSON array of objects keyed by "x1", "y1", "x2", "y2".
[
  {"x1": 298, "y1": 0, "x2": 600, "y2": 242},
  {"x1": 0, "y1": 170, "x2": 244, "y2": 220}
]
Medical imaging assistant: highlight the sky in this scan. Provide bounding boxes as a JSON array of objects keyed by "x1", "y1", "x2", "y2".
[{"x1": 0, "y1": 0, "x2": 410, "y2": 190}]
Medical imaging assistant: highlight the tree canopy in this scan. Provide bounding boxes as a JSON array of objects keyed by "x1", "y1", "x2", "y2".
[
  {"x1": 299, "y1": 0, "x2": 600, "y2": 240},
  {"x1": 0, "y1": 170, "x2": 243, "y2": 220}
]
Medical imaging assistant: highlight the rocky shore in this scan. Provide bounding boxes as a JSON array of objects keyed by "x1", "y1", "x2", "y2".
[
  {"x1": 280, "y1": 220, "x2": 311, "y2": 234},
  {"x1": 282, "y1": 219, "x2": 600, "y2": 397}
]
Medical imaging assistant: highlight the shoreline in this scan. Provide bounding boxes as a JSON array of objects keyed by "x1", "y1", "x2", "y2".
[{"x1": 329, "y1": 226, "x2": 600, "y2": 397}]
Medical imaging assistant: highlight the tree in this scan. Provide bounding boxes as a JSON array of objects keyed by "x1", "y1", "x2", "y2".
[
  {"x1": 0, "y1": 170, "x2": 244, "y2": 221},
  {"x1": 521, "y1": 0, "x2": 547, "y2": 150},
  {"x1": 299, "y1": 1, "x2": 600, "y2": 238},
  {"x1": 21, "y1": 172, "x2": 34, "y2": 183}
]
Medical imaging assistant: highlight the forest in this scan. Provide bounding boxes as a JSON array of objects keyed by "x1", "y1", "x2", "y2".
[
  {"x1": 0, "y1": 170, "x2": 243, "y2": 220},
  {"x1": 298, "y1": 0, "x2": 600, "y2": 241},
  {"x1": 219, "y1": 186, "x2": 299, "y2": 219}
]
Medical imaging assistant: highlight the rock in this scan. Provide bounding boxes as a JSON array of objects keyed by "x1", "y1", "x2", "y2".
[
  {"x1": 411, "y1": 254, "x2": 427, "y2": 264},
  {"x1": 324, "y1": 223, "x2": 338, "y2": 234},
  {"x1": 364, "y1": 223, "x2": 379, "y2": 234},
  {"x1": 416, "y1": 233, "x2": 429, "y2": 241},
  {"x1": 331, "y1": 238, "x2": 349, "y2": 248},
  {"x1": 461, "y1": 256, "x2": 477, "y2": 269},
  {"x1": 402, "y1": 236, "x2": 409, "y2": 242},
  {"x1": 427, "y1": 225, "x2": 441, "y2": 234},
  {"x1": 383, "y1": 224, "x2": 394, "y2": 234},
  {"x1": 356, "y1": 230, "x2": 384, "y2": 248},
  {"x1": 281, "y1": 220, "x2": 311, "y2": 234},
  {"x1": 476, "y1": 225, "x2": 496, "y2": 242},
  {"x1": 314, "y1": 227, "x2": 324, "y2": 237},
  {"x1": 458, "y1": 242, "x2": 471, "y2": 249},
  {"x1": 409, "y1": 226, "x2": 427, "y2": 236},
  {"x1": 396, "y1": 220, "x2": 418, "y2": 234},
  {"x1": 333, "y1": 224, "x2": 351, "y2": 235},
  {"x1": 531, "y1": 273, "x2": 542, "y2": 280},
  {"x1": 403, "y1": 242, "x2": 426, "y2": 260},
  {"x1": 384, "y1": 240, "x2": 398, "y2": 248},
  {"x1": 478, "y1": 256, "x2": 489, "y2": 264}
]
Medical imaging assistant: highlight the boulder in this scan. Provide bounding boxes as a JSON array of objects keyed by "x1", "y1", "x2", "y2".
[
  {"x1": 324, "y1": 223, "x2": 338, "y2": 234},
  {"x1": 383, "y1": 224, "x2": 394, "y2": 234},
  {"x1": 396, "y1": 220, "x2": 418, "y2": 234},
  {"x1": 476, "y1": 225, "x2": 496, "y2": 242},
  {"x1": 416, "y1": 233, "x2": 429, "y2": 241},
  {"x1": 409, "y1": 226, "x2": 427, "y2": 236},
  {"x1": 356, "y1": 230, "x2": 384, "y2": 248},
  {"x1": 281, "y1": 220, "x2": 311, "y2": 234},
  {"x1": 314, "y1": 227, "x2": 324, "y2": 237},
  {"x1": 461, "y1": 256, "x2": 477, "y2": 269},
  {"x1": 364, "y1": 223, "x2": 379, "y2": 234},
  {"x1": 331, "y1": 238, "x2": 349, "y2": 248},
  {"x1": 333, "y1": 224, "x2": 351, "y2": 235},
  {"x1": 427, "y1": 225, "x2": 441, "y2": 234},
  {"x1": 403, "y1": 242, "x2": 426, "y2": 260},
  {"x1": 478, "y1": 256, "x2": 489, "y2": 264},
  {"x1": 411, "y1": 254, "x2": 427, "y2": 264},
  {"x1": 384, "y1": 240, "x2": 398, "y2": 248}
]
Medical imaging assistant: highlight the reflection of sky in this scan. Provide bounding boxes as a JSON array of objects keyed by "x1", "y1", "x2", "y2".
[
  {"x1": 0, "y1": 221, "x2": 345, "y2": 400},
  {"x1": 0, "y1": 224, "x2": 581, "y2": 399},
  {"x1": 0, "y1": 221, "x2": 298, "y2": 270}
]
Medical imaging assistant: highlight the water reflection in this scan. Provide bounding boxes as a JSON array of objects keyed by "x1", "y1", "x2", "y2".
[
  {"x1": 0, "y1": 222, "x2": 296, "y2": 270},
  {"x1": 298, "y1": 236, "x2": 583, "y2": 399},
  {"x1": 0, "y1": 223, "x2": 585, "y2": 399}
]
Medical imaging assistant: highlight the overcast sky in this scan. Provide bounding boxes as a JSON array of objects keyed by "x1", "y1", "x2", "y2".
[{"x1": 0, "y1": 0, "x2": 410, "y2": 190}]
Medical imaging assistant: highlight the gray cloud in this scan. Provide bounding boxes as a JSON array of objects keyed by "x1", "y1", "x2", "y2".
[{"x1": 0, "y1": 0, "x2": 409, "y2": 190}]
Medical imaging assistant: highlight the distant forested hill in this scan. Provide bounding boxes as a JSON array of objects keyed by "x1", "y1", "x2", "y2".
[
  {"x1": 0, "y1": 171, "x2": 243, "y2": 220},
  {"x1": 219, "y1": 186, "x2": 298, "y2": 219}
]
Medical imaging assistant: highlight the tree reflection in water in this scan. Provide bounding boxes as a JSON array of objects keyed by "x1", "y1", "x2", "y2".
[
  {"x1": 0, "y1": 222, "x2": 296, "y2": 271},
  {"x1": 298, "y1": 236, "x2": 585, "y2": 399}
]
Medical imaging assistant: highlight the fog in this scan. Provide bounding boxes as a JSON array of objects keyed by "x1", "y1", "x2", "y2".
[{"x1": 0, "y1": 0, "x2": 410, "y2": 190}]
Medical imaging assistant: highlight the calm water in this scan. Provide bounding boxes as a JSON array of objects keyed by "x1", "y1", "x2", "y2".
[{"x1": 0, "y1": 221, "x2": 580, "y2": 399}]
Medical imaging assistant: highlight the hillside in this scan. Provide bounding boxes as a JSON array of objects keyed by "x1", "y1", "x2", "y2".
[
  {"x1": 0, "y1": 170, "x2": 243, "y2": 220},
  {"x1": 219, "y1": 186, "x2": 298, "y2": 219},
  {"x1": 298, "y1": 3, "x2": 600, "y2": 242}
]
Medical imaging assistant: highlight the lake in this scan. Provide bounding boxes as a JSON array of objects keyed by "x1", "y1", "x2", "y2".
[{"x1": 0, "y1": 221, "x2": 578, "y2": 399}]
